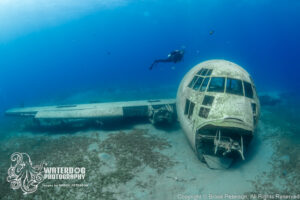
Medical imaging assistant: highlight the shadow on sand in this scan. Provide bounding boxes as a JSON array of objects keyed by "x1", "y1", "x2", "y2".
[{"x1": 22, "y1": 117, "x2": 181, "y2": 135}]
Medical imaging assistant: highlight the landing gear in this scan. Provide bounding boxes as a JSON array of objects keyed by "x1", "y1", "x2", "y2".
[
  {"x1": 148, "y1": 104, "x2": 175, "y2": 124},
  {"x1": 213, "y1": 129, "x2": 245, "y2": 160},
  {"x1": 195, "y1": 128, "x2": 251, "y2": 169}
]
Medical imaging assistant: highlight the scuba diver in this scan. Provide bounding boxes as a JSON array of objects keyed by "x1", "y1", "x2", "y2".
[{"x1": 149, "y1": 49, "x2": 184, "y2": 70}]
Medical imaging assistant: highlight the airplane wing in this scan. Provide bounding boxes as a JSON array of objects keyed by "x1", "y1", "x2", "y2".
[{"x1": 5, "y1": 99, "x2": 177, "y2": 126}]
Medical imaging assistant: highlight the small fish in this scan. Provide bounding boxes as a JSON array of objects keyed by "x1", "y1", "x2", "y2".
[{"x1": 209, "y1": 30, "x2": 215, "y2": 35}]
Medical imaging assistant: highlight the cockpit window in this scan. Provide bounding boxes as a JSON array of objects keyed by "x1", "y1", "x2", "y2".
[
  {"x1": 190, "y1": 69, "x2": 214, "y2": 92},
  {"x1": 200, "y1": 77, "x2": 210, "y2": 92},
  {"x1": 188, "y1": 76, "x2": 198, "y2": 88},
  {"x1": 207, "y1": 77, "x2": 225, "y2": 93},
  {"x1": 197, "y1": 69, "x2": 203, "y2": 75},
  {"x1": 197, "y1": 68, "x2": 213, "y2": 76},
  {"x1": 206, "y1": 69, "x2": 213, "y2": 76},
  {"x1": 226, "y1": 78, "x2": 243, "y2": 96},
  {"x1": 200, "y1": 68, "x2": 208, "y2": 76},
  {"x1": 193, "y1": 77, "x2": 204, "y2": 90},
  {"x1": 244, "y1": 81, "x2": 253, "y2": 98}
]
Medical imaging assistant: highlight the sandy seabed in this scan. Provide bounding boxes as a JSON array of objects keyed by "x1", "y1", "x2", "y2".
[{"x1": 0, "y1": 91, "x2": 299, "y2": 200}]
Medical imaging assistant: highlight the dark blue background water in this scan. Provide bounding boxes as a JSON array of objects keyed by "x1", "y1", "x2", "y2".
[{"x1": 0, "y1": 0, "x2": 299, "y2": 113}]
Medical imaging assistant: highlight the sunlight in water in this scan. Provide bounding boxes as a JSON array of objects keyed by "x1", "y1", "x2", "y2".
[{"x1": 0, "y1": 0, "x2": 129, "y2": 41}]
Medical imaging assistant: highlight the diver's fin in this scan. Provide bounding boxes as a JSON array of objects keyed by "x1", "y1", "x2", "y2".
[{"x1": 149, "y1": 62, "x2": 156, "y2": 70}]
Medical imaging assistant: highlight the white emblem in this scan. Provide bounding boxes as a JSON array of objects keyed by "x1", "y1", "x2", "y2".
[{"x1": 7, "y1": 152, "x2": 46, "y2": 195}]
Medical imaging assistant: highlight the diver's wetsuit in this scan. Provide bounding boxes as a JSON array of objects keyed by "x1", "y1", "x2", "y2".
[{"x1": 149, "y1": 50, "x2": 184, "y2": 70}]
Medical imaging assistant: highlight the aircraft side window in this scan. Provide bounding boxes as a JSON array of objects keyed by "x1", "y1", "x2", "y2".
[
  {"x1": 188, "y1": 102, "x2": 195, "y2": 119},
  {"x1": 251, "y1": 103, "x2": 258, "y2": 125},
  {"x1": 202, "y1": 95, "x2": 214, "y2": 106},
  {"x1": 184, "y1": 99, "x2": 191, "y2": 115},
  {"x1": 252, "y1": 85, "x2": 257, "y2": 98},
  {"x1": 184, "y1": 99, "x2": 195, "y2": 119},
  {"x1": 244, "y1": 81, "x2": 253, "y2": 98},
  {"x1": 226, "y1": 78, "x2": 243, "y2": 96},
  {"x1": 199, "y1": 107, "x2": 210, "y2": 118},
  {"x1": 188, "y1": 76, "x2": 198, "y2": 88},
  {"x1": 193, "y1": 77, "x2": 204, "y2": 90},
  {"x1": 200, "y1": 77, "x2": 210, "y2": 92},
  {"x1": 207, "y1": 77, "x2": 225, "y2": 93}
]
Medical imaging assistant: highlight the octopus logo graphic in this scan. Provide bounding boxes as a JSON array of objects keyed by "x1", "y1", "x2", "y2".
[{"x1": 7, "y1": 152, "x2": 46, "y2": 195}]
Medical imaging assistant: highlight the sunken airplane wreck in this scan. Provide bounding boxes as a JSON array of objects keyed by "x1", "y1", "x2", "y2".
[{"x1": 5, "y1": 60, "x2": 260, "y2": 169}]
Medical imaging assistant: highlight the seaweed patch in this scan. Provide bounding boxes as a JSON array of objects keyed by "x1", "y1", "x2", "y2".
[{"x1": 0, "y1": 129, "x2": 174, "y2": 199}]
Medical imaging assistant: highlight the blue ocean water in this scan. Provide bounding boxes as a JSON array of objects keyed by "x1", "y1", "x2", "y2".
[
  {"x1": 0, "y1": 1, "x2": 300, "y2": 198},
  {"x1": 0, "y1": 0, "x2": 299, "y2": 112}
]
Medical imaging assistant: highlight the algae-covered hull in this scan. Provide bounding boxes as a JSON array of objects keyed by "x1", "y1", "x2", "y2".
[{"x1": 176, "y1": 60, "x2": 260, "y2": 169}]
